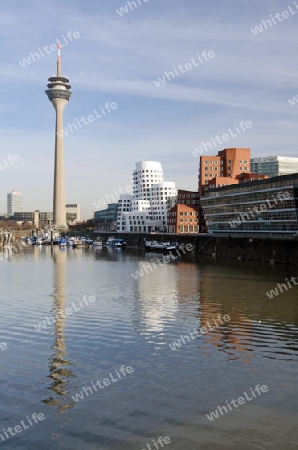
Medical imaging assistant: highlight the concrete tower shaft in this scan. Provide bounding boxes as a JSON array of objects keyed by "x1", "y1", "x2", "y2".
[{"x1": 45, "y1": 43, "x2": 72, "y2": 228}]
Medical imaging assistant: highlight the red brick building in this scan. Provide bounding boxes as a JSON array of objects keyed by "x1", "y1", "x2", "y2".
[
  {"x1": 167, "y1": 204, "x2": 199, "y2": 234},
  {"x1": 199, "y1": 148, "x2": 251, "y2": 196},
  {"x1": 167, "y1": 190, "x2": 200, "y2": 233}
]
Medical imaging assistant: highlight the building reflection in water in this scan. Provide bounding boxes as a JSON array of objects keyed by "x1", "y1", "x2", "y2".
[
  {"x1": 131, "y1": 256, "x2": 201, "y2": 337},
  {"x1": 42, "y1": 247, "x2": 75, "y2": 413},
  {"x1": 198, "y1": 269, "x2": 254, "y2": 364},
  {"x1": 131, "y1": 254, "x2": 254, "y2": 363}
]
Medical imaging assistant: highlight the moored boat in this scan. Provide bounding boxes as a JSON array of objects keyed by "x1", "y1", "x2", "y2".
[
  {"x1": 106, "y1": 237, "x2": 127, "y2": 247},
  {"x1": 93, "y1": 239, "x2": 103, "y2": 247},
  {"x1": 145, "y1": 240, "x2": 178, "y2": 252}
]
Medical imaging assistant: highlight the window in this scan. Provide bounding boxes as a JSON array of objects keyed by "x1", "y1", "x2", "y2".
[
  {"x1": 228, "y1": 160, "x2": 232, "y2": 164},
  {"x1": 205, "y1": 167, "x2": 209, "y2": 171}
]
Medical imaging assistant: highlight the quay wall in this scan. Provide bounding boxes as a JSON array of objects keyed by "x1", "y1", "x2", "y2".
[
  {"x1": 1, "y1": 229, "x2": 298, "y2": 266},
  {"x1": 94, "y1": 232, "x2": 298, "y2": 266}
]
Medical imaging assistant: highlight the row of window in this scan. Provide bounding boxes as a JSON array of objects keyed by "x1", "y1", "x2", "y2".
[
  {"x1": 168, "y1": 219, "x2": 197, "y2": 223},
  {"x1": 168, "y1": 211, "x2": 197, "y2": 216}
]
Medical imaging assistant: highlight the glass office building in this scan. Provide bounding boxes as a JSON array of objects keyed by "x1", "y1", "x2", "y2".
[
  {"x1": 201, "y1": 173, "x2": 298, "y2": 235},
  {"x1": 250, "y1": 156, "x2": 298, "y2": 177}
]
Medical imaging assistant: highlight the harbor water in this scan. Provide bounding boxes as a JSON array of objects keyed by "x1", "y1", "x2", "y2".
[{"x1": 0, "y1": 245, "x2": 297, "y2": 449}]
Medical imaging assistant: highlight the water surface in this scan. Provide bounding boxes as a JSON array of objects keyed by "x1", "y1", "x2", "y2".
[{"x1": 1, "y1": 246, "x2": 297, "y2": 449}]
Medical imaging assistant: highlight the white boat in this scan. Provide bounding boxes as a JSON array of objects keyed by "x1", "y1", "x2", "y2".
[
  {"x1": 68, "y1": 237, "x2": 76, "y2": 246},
  {"x1": 106, "y1": 237, "x2": 127, "y2": 247},
  {"x1": 35, "y1": 237, "x2": 44, "y2": 245},
  {"x1": 145, "y1": 240, "x2": 178, "y2": 251}
]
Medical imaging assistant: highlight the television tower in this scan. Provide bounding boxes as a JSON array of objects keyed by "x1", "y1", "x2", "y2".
[{"x1": 45, "y1": 44, "x2": 72, "y2": 228}]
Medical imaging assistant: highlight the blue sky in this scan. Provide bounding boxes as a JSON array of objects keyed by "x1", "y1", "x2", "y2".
[{"x1": 0, "y1": 0, "x2": 297, "y2": 218}]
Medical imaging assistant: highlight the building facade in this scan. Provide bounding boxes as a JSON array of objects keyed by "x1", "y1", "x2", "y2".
[
  {"x1": 167, "y1": 204, "x2": 199, "y2": 233},
  {"x1": 167, "y1": 190, "x2": 200, "y2": 233},
  {"x1": 11, "y1": 206, "x2": 78, "y2": 227},
  {"x1": 117, "y1": 161, "x2": 176, "y2": 233},
  {"x1": 199, "y1": 148, "x2": 250, "y2": 196},
  {"x1": 201, "y1": 173, "x2": 298, "y2": 235},
  {"x1": 251, "y1": 156, "x2": 298, "y2": 178},
  {"x1": 94, "y1": 203, "x2": 118, "y2": 230},
  {"x1": 7, "y1": 190, "x2": 24, "y2": 214},
  {"x1": 66, "y1": 204, "x2": 80, "y2": 223}
]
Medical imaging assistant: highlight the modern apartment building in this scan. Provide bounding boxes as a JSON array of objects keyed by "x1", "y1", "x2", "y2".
[
  {"x1": 250, "y1": 156, "x2": 298, "y2": 177},
  {"x1": 201, "y1": 173, "x2": 298, "y2": 235},
  {"x1": 7, "y1": 190, "x2": 24, "y2": 214},
  {"x1": 199, "y1": 148, "x2": 250, "y2": 196},
  {"x1": 117, "y1": 161, "x2": 176, "y2": 233}
]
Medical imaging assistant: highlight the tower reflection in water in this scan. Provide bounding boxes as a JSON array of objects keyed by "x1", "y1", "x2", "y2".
[{"x1": 42, "y1": 248, "x2": 75, "y2": 412}]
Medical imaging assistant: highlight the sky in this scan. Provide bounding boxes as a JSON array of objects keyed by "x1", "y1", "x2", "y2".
[{"x1": 0, "y1": 0, "x2": 297, "y2": 218}]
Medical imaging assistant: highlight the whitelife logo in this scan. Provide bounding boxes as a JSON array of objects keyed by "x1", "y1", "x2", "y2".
[
  {"x1": 250, "y1": 2, "x2": 298, "y2": 35},
  {"x1": 191, "y1": 121, "x2": 253, "y2": 157},
  {"x1": 206, "y1": 385, "x2": 269, "y2": 421},
  {"x1": 266, "y1": 276, "x2": 298, "y2": 299},
  {"x1": 229, "y1": 191, "x2": 290, "y2": 228},
  {"x1": 18, "y1": 31, "x2": 80, "y2": 68},
  {"x1": 56, "y1": 102, "x2": 118, "y2": 138},
  {"x1": 0, "y1": 413, "x2": 45, "y2": 444},
  {"x1": 153, "y1": 50, "x2": 215, "y2": 87},
  {"x1": 71, "y1": 366, "x2": 134, "y2": 403},
  {"x1": 288, "y1": 94, "x2": 298, "y2": 106},
  {"x1": 34, "y1": 295, "x2": 96, "y2": 331},
  {"x1": 0, "y1": 154, "x2": 21, "y2": 171},
  {"x1": 169, "y1": 314, "x2": 231, "y2": 351},
  {"x1": 116, "y1": 0, "x2": 149, "y2": 16}
]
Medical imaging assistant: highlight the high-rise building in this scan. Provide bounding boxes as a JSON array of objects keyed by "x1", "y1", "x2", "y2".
[
  {"x1": 117, "y1": 161, "x2": 176, "y2": 233},
  {"x1": 45, "y1": 44, "x2": 72, "y2": 227},
  {"x1": 199, "y1": 148, "x2": 250, "y2": 196},
  {"x1": 7, "y1": 190, "x2": 23, "y2": 214},
  {"x1": 250, "y1": 156, "x2": 298, "y2": 177}
]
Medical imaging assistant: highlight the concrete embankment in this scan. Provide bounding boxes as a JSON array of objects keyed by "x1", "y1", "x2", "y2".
[
  {"x1": 94, "y1": 232, "x2": 298, "y2": 266},
  {"x1": 1, "y1": 229, "x2": 297, "y2": 266}
]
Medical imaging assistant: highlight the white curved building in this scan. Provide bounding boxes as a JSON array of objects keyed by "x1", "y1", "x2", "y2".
[{"x1": 117, "y1": 161, "x2": 176, "y2": 233}]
